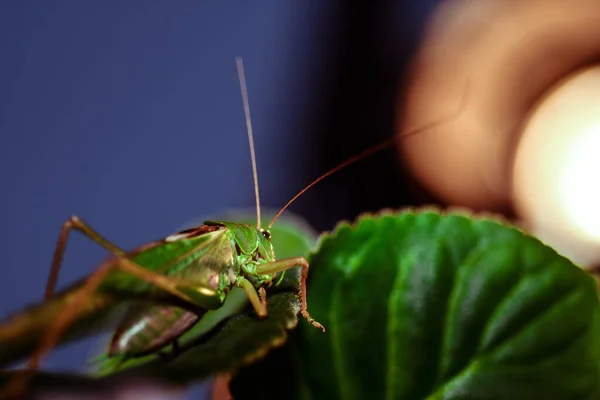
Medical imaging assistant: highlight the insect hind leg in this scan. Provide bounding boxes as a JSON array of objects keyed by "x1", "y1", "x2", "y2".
[
  {"x1": 6, "y1": 222, "x2": 218, "y2": 397},
  {"x1": 45, "y1": 215, "x2": 129, "y2": 300}
]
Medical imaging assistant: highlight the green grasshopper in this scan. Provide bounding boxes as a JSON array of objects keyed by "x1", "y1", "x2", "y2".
[
  {"x1": 38, "y1": 58, "x2": 324, "y2": 362},
  {"x1": 2, "y1": 58, "x2": 326, "y2": 397}
]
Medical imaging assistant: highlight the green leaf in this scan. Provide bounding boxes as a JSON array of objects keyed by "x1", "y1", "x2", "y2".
[
  {"x1": 0, "y1": 210, "x2": 318, "y2": 396},
  {"x1": 0, "y1": 288, "x2": 303, "y2": 398},
  {"x1": 233, "y1": 209, "x2": 600, "y2": 399},
  {"x1": 0, "y1": 282, "x2": 124, "y2": 368}
]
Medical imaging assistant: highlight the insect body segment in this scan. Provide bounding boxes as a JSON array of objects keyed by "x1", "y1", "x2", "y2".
[
  {"x1": 109, "y1": 305, "x2": 202, "y2": 358},
  {"x1": 107, "y1": 220, "x2": 290, "y2": 360},
  {"x1": 105, "y1": 224, "x2": 232, "y2": 359}
]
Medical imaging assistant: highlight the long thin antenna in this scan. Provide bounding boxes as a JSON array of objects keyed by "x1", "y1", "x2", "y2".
[
  {"x1": 236, "y1": 57, "x2": 261, "y2": 229},
  {"x1": 268, "y1": 81, "x2": 470, "y2": 228}
]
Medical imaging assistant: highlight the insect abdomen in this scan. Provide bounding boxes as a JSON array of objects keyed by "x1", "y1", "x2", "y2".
[{"x1": 109, "y1": 305, "x2": 204, "y2": 358}]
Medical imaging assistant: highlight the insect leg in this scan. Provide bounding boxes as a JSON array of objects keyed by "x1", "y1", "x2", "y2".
[
  {"x1": 240, "y1": 279, "x2": 267, "y2": 317},
  {"x1": 258, "y1": 287, "x2": 267, "y2": 310},
  {"x1": 45, "y1": 215, "x2": 129, "y2": 300},
  {"x1": 255, "y1": 257, "x2": 325, "y2": 332},
  {"x1": 7, "y1": 255, "x2": 218, "y2": 397},
  {"x1": 157, "y1": 339, "x2": 179, "y2": 361}
]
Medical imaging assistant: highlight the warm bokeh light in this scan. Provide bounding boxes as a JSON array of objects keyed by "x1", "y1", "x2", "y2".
[
  {"x1": 513, "y1": 67, "x2": 600, "y2": 266},
  {"x1": 398, "y1": 0, "x2": 600, "y2": 265},
  {"x1": 559, "y1": 125, "x2": 600, "y2": 241},
  {"x1": 398, "y1": 0, "x2": 600, "y2": 211}
]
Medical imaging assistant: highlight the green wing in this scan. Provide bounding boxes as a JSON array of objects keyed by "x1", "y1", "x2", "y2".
[
  {"x1": 0, "y1": 225, "x2": 232, "y2": 367},
  {"x1": 101, "y1": 225, "x2": 233, "y2": 294}
]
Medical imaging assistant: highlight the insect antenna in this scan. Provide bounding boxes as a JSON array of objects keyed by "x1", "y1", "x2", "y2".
[
  {"x1": 236, "y1": 57, "x2": 262, "y2": 229},
  {"x1": 268, "y1": 81, "x2": 470, "y2": 229}
]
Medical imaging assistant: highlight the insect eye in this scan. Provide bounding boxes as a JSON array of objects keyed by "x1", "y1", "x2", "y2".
[{"x1": 261, "y1": 230, "x2": 271, "y2": 240}]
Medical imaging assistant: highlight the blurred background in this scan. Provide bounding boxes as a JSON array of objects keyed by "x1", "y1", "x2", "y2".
[{"x1": 1, "y1": 0, "x2": 599, "y2": 399}]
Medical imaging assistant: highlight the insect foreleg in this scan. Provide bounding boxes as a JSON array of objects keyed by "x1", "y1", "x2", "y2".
[
  {"x1": 241, "y1": 279, "x2": 267, "y2": 318},
  {"x1": 255, "y1": 258, "x2": 325, "y2": 332},
  {"x1": 45, "y1": 215, "x2": 129, "y2": 300}
]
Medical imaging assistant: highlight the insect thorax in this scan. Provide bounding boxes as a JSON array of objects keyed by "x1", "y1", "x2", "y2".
[
  {"x1": 217, "y1": 221, "x2": 276, "y2": 290},
  {"x1": 232, "y1": 239, "x2": 275, "y2": 289}
]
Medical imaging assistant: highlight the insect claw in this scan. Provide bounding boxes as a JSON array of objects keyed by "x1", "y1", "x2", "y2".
[
  {"x1": 312, "y1": 320, "x2": 326, "y2": 333},
  {"x1": 302, "y1": 311, "x2": 326, "y2": 332}
]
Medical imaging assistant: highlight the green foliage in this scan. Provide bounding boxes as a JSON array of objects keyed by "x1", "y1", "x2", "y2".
[
  {"x1": 233, "y1": 210, "x2": 600, "y2": 399},
  {"x1": 2, "y1": 209, "x2": 600, "y2": 400}
]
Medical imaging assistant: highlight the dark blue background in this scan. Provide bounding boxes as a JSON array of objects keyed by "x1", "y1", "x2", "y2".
[
  {"x1": 0, "y1": 0, "x2": 317, "y2": 366},
  {"x1": 0, "y1": 1, "x2": 438, "y2": 397}
]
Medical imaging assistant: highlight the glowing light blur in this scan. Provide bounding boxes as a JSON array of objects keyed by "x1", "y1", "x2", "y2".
[
  {"x1": 513, "y1": 67, "x2": 600, "y2": 265},
  {"x1": 397, "y1": 0, "x2": 600, "y2": 265},
  {"x1": 559, "y1": 124, "x2": 600, "y2": 241},
  {"x1": 398, "y1": 0, "x2": 600, "y2": 211}
]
